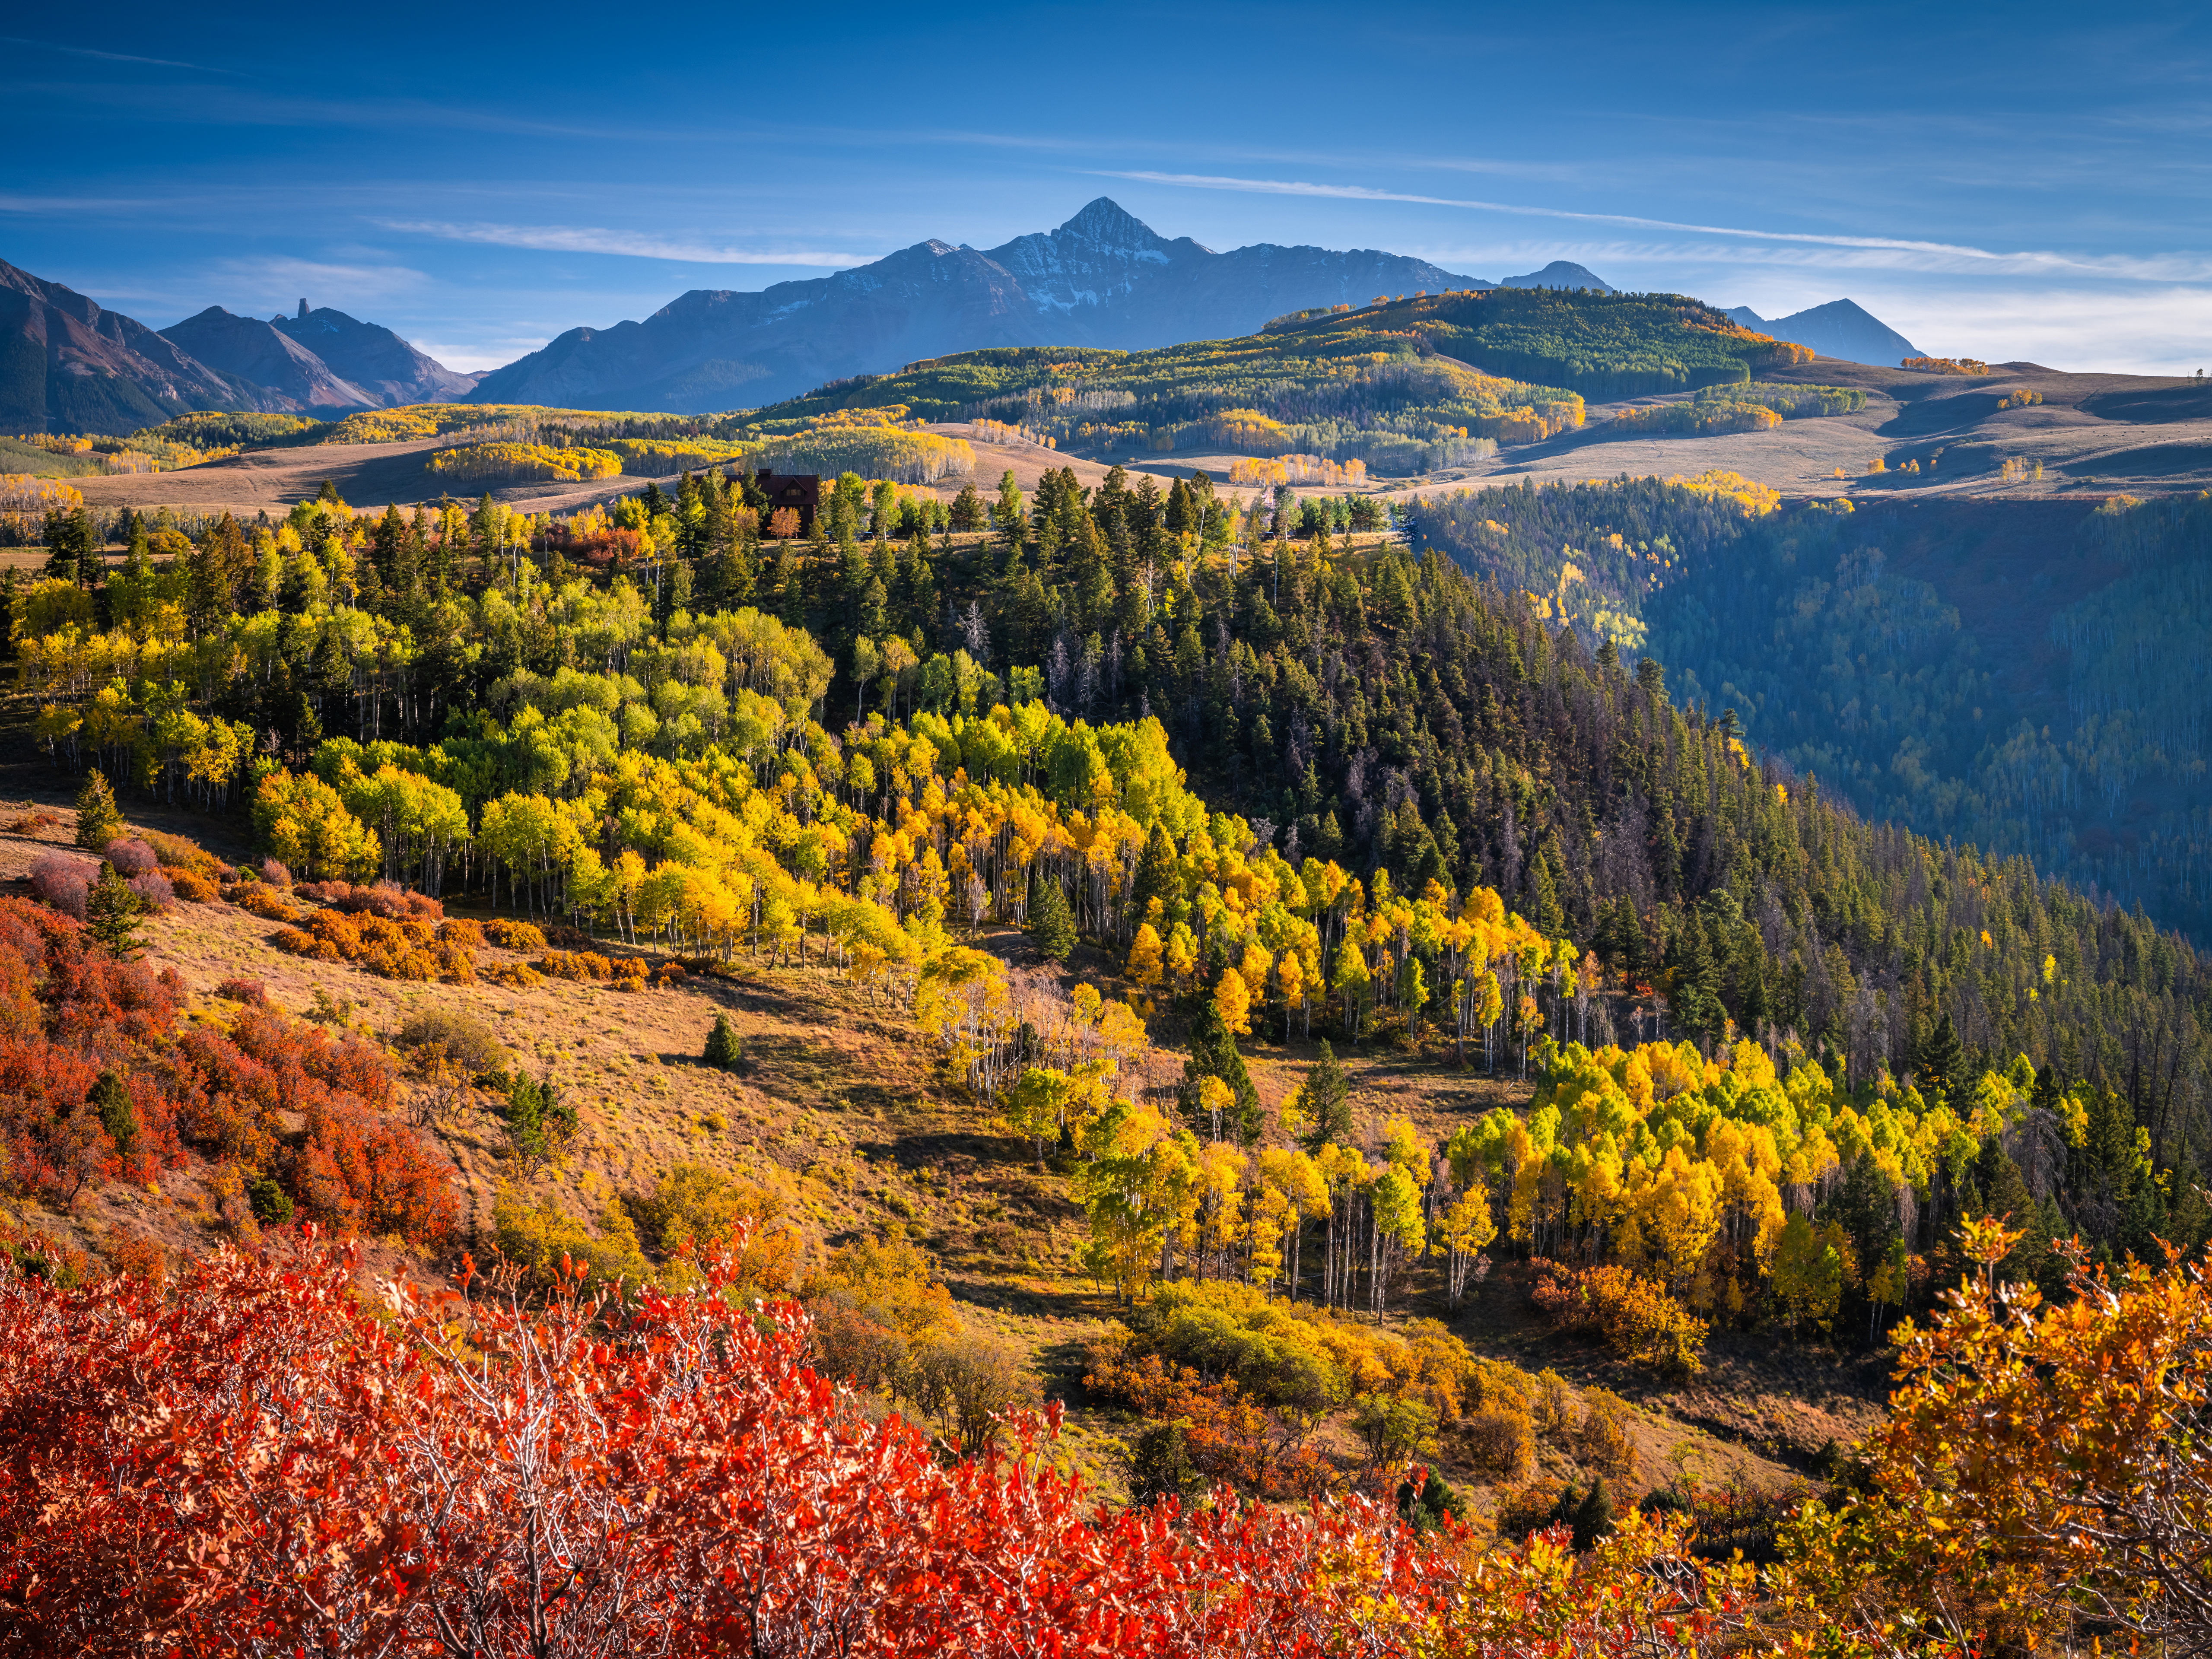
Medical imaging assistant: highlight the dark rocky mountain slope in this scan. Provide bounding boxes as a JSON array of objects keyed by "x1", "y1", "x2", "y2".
[{"x1": 469, "y1": 198, "x2": 1492, "y2": 413}]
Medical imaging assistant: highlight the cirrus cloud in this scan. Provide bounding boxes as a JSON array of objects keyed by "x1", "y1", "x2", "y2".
[
  {"x1": 378, "y1": 219, "x2": 868, "y2": 267},
  {"x1": 1096, "y1": 170, "x2": 2212, "y2": 284}
]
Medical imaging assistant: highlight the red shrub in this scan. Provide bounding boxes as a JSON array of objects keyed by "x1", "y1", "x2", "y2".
[
  {"x1": 0, "y1": 1237, "x2": 1738, "y2": 1659},
  {"x1": 127, "y1": 871, "x2": 174, "y2": 913},
  {"x1": 213, "y1": 977, "x2": 267, "y2": 1004},
  {"x1": 292, "y1": 1101, "x2": 457, "y2": 1246},
  {"x1": 320, "y1": 880, "x2": 443, "y2": 922}
]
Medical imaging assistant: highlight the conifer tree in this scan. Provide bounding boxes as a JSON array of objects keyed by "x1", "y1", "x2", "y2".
[
  {"x1": 1182, "y1": 995, "x2": 1262, "y2": 1144},
  {"x1": 1918, "y1": 1011, "x2": 1966, "y2": 1108},
  {"x1": 89, "y1": 1071, "x2": 135, "y2": 1156},
  {"x1": 702, "y1": 1014, "x2": 743, "y2": 1073},
  {"x1": 1571, "y1": 1479, "x2": 1615, "y2": 1551},
  {"x1": 85, "y1": 862, "x2": 144, "y2": 957},
  {"x1": 1027, "y1": 863, "x2": 1077, "y2": 963},
  {"x1": 74, "y1": 769, "x2": 121, "y2": 852},
  {"x1": 1130, "y1": 821, "x2": 1177, "y2": 922},
  {"x1": 1298, "y1": 1039, "x2": 1353, "y2": 1150}
]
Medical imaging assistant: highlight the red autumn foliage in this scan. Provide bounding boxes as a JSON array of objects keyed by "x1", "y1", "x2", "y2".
[
  {"x1": 0, "y1": 897, "x2": 448, "y2": 1237},
  {"x1": 0, "y1": 899, "x2": 184, "y2": 1199},
  {"x1": 292, "y1": 1098, "x2": 458, "y2": 1245},
  {"x1": 0, "y1": 1232, "x2": 1744, "y2": 1658}
]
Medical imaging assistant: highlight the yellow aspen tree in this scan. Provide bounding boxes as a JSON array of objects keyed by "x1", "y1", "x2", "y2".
[{"x1": 1212, "y1": 965, "x2": 1252, "y2": 1037}]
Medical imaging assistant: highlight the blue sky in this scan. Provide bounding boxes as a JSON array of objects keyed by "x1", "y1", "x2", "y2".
[{"x1": 7, "y1": 1, "x2": 2211, "y2": 376}]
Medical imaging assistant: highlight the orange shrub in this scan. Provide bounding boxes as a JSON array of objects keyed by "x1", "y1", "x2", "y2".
[
  {"x1": 272, "y1": 928, "x2": 341, "y2": 963},
  {"x1": 241, "y1": 887, "x2": 304, "y2": 924},
  {"x1": 272, "y1": 906, "x2": 474, "y2": 985},
  {"x1": 437, "y1": 917, "x2": 486, "y2": 950},
  {"x1": 539, "y1": 950, "x2": 613, "y2": 982},
  {"x1": 485, "y1": 918, "x2": 547, "y2": 950},
  {"x1": 484, "y1": 961, "x2": 542, "y2": 989},
  {"x1": 1532, "y1": 1261, "x2": 1707, "y2": 1376},
  {"x1": 167, "y1": 868, "x2": 219, "y2": 903},
  {"x1": 291, "y1": 1097, "x2": 456, "y2": 1246}
]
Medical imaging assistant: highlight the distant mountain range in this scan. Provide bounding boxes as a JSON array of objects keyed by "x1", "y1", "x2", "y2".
[
  {"x1": 0, "y1": 216, "x2": 1929, "y2": 437},
  {"x1": 1, "y1": 258, "x2": 256, "y2": 433},
  {"x1": 1724, "y1": 299, "x2": 1920, "y2": 366},
  {"x1": 161, "y1": 303, "x2": 478, "y2": 411},
  {"x1": 468, "y1": 198, "x2": 1497, "y2": 413},
  {"x1": 0, "y1": 263, "x2": 476, "y2": 433}
]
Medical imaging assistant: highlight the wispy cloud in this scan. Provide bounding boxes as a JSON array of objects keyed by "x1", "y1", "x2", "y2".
[
  {"x1": 202, "y1": 256, "x2": 431, "y2": 315},
  {"x1": 0, "y1": 35, "x2": 247, "y2": 75},
  {"x1": 378, "y1": 219, "x2": 867, "y2": 267},
  {"x1": 1097, "y1": 170, "x2": 2212, "y2": 283}
]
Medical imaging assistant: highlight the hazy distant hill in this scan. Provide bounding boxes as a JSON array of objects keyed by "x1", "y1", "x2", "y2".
[
  {"x1": 1500, "y1": 261, "x2": 1615, "y2": 292},
  {"x1": 1726, "y1": 298, "x2": 1918, "y2": 365},
  {"x1": 469, "y1": 198, "x2": 1492, "y2": 413},
  {"x1": 0, "y1": 258, "x2": 259, "y2": 433}
]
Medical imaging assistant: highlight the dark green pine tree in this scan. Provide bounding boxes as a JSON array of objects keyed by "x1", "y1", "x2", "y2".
[
  {"x1": 1668, "y1": 913, "x2": 1723, "y2": 1049},
  {"x1": 1180, "y1": 994, "x2": 1263, "y2": 1145},
  {"x1": 1917, "y1": 1011, "x2": 1966, "y2": 1108},
  {"x1": 1571, "y1": 1478, "x2": 1616, "y2": 1552},
  {"x1": 1297, "y1": 1039, "x2": 1353, "y2": 1151},
  {"x1": 89, "y1": 1070, "x2": 136, "y2": 1156},
  {"x1": 1027, "y1": 863, "x2": 1077, "y2": 963},
  {"x1": 1130, "y1": 820, "x2": 1178, "y2": 922},
  {"x1": 702, "y1": 1013, "x2": 743, "y2": 1072},
  {"x1": 85, "y1": 862, "x2": 145, "y2": 957},
  {"x1": 73, "y1": 769, "x2": 122, "y2": 852}
]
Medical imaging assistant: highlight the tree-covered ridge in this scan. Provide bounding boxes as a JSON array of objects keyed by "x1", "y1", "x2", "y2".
[
  {"x1": 1409, "y1": 473, "x2": 1791, "y2": 652},
  {"x1": 750, "y1": 320, "x2": 1588, "y2": 476},
  {"x1": 12, "y1": 454, "x2": 2212, "y2": 1655},
  {"x1": 1265, "y1": 288, "x2": 1811, "y2": 399},
  {"x1": 1414, "y1": 478, "x2": 2212, "y2": 944}
]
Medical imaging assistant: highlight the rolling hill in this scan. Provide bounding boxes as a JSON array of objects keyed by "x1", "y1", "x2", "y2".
[{"x1": 1500, "y1": 260, "x2": 1615, "y2": 292}]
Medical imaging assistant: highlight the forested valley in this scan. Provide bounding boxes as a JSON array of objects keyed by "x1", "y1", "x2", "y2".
[
  {"x1": 1415, "y1": 476, "x2": 2212, "y2": 943},
  {"x1": 1, "y1": 457, "x2": 2208, "y2": 1656}
]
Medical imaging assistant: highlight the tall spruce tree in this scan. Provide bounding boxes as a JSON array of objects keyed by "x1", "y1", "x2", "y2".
[{"x1": 1027, "y1": 863, "x2": 1076, "y2": 963}]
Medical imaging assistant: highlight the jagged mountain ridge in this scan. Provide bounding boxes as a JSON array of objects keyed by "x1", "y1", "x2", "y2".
[
  {"x1": 1725, "y1": 298, "x2": 1920, "y2": 366},
  {"x1": 157, "y1": 305, "x2": 477, "y2": 412},
  {"x1": 0, "y1": 258, "x2": 262, "y2": 433},
  {"x1": 468, "y1": 198, "x2": 1493, "y2": 414},
  {"x1": 0, "y1": 256, "x2": 480, "y2": 432},
  {"x1": 159, "y1": 307, "x2": 379, "y2": 411},
  {"x1": 273, "y1": 306, "x2": 480, "y2": 404}
]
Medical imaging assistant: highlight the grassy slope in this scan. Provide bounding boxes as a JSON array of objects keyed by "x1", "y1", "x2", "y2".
[{"x1": 0, "y1": 773, "x2": 1881, "y2": 1511}]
